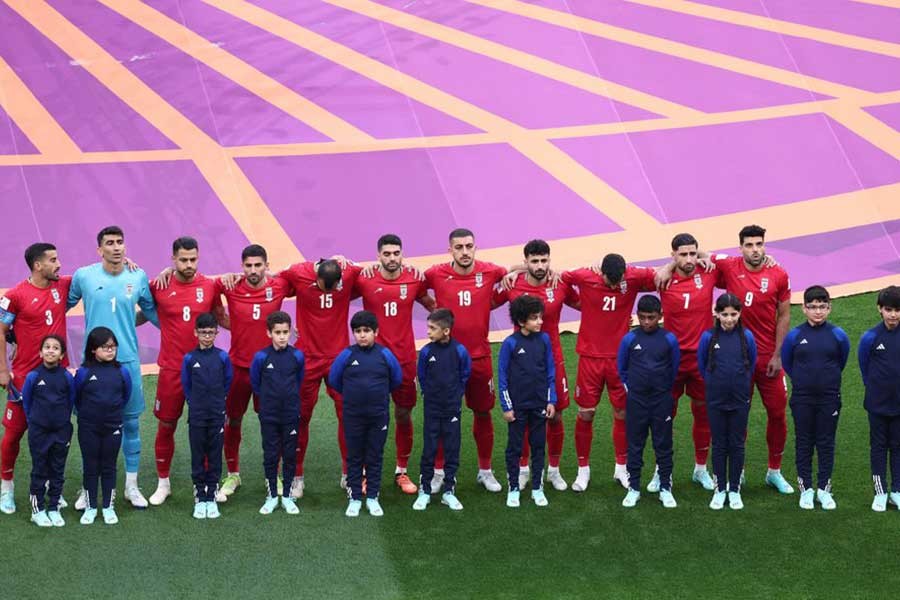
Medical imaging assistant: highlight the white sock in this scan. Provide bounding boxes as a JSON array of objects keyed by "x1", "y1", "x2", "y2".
[
  {"x1": 433, "y1": 469, "x2": 445, "y2": 477},
  {"x1": 614, "y1": 463, "x2": 627, "y2": 473},
  {"x1": 157, "y1": 477, "x2": 170, "y2": 487},
  {"x1": 548, "y1": 466, "x2": 559, "y2": 474},
  {"x1": 767, "y1": 468, "x2": 781, "y2": 476},
  {"x1": 577, "y1": 466, "x2": 590, "y2": 476},
  {"x1": 695, "y1": 464, "x2": 707, "y2": 472},
  {"x1": 395, "y1": 467, "x2": 406, "y2": 475},
  {"x1": 0, "y1": 479, "x2": 12, "y2": 492},
  {"x1": 125, "y1": 472, "x2": 138, "y2": 489},
  {"x1": 478, "y1": 468, "x2": 493, "y2": 476}
]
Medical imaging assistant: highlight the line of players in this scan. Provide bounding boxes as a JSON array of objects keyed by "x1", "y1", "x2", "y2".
[{"x1": 0, "y1": 223, "x2": 798, "y2": 514}]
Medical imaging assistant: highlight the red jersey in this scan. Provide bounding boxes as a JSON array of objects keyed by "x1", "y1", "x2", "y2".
[
  {"x1": 660, "y1": 269, "x2": 724, "y2": 352},
  {"x1": 281, "y1": 262, "x2": 361, "y2": 360},
  {"x1": 354, "y1": 270, "x2": 427, "y2": 365},
  {"x1": 495, "y1": 274, "x2": 579, "y2": 364},
  {"x1": 0, "y1": 277, "x2": 72, "y2": 378},
  {"x1": 425, "y1": 261, "x2": 507, "y2": 359},
  {"x1": 217, "y1": 276, "x2": 293, "y2": 368},
  {"x1": 562, "y1": 266, "x2": 656, "y2": 358},
  {"x1": 711, "y1": 255, "x2": 790, "y2": 357},
  {"x1": 152, "y1": 274, "x2": 223, "y2": 370}
]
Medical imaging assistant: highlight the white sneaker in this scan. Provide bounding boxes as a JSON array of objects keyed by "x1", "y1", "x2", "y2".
[
  {"x1": 710, "y1": 490, "x2": 726, "y2": 510},
  {"x1": 47, "y1": 510, "x2": 65, "y2": 526},
  {"x1": 345, "y1": 499, "x2": 362, "y2": 517},
  {"x1": 80, "y1": 508, "x2": 98, "y2": 525},
  {"x1": 366, "y1": 498, "x2": 384, "y2": 517},
  {"x1": 518, "y1": 466, "x2": 530, "y2": 492},
  {"x1": 441, "y1": 492, "x2": 463, "y2": 511},
  {"x1": 340, "y1": 474, "x2": 348, "y2": 490},
  {"x1": 799, "y1": 488, "x2": 815, "y2": 510},
  {"x1": 890, "y1": 492, "x2": 900, "y2": 509},
  {"x1": 74, "y1": 488, "x2": 87, "y2": 511},
  {"x1": 572, "y1": 466, "x2": 590, "y2": 493},
  {"x1": 31, "y1": 510, "x2": 53, "y2": 527},
  {"x1": 613, "y1": 464, "x2": 630, "y2": 489},
  {"x1": 646, "y1": 466, "x2": 660, "y2": 493},
  {"x1": 193, "y1": 502, "x2": 207, "y2": 520},
  {"x1": 205, "y1": 501, "x2": 221, "y2": 519},
  {"x1": 412, "y1": 492, "x2": 430, "y2": 511},
  {"x1": 532, "y1": 489, "x2": 549, "y2": 507},
  {"x1": 124, "y1": 486, "x2": 148, "y2": 509},
  {"x1": 149, "y1": 478, "x2": 171, "y2": 506},
  {"x1": 0, "y1": 489, "x2": 15, "y2": 514},
  {"x1": 692, "y1": 467, "x2": 715, "y2": 491},
  {"x1": 659, "y1": 489, "x2": 677, "y2": 508},
  {"x1": 102, "y1": 507, "x2": 119, "y2": 525},
  {"x1": 476, "y1": 470, "x2": 502, "y2": 493},
  {"x1": 728, "y1": 491, "x2": 744, "y2": 510},
  {"x1": 622, "y1": 489, "x2": 640, "y2": 508},
  {"x1": 281, "y1": 497, "x2": 300, "y2": 515},
  {"x1": 430, "y1": 469, "x2": 445, "y2": 494},
  {"x1": 259, "y1": 495, "x2": 279, "y2": 515},
  {"x1": 547, "y1": 467, "x2": 568, "y2": 491},
  {"x1": 872, "y1": 493, "x2": 888, "y2": 512},
  {"x1": 290, "y1": 476, "x2": 305, "y2": 499},
  {"x1": 816, "y1": 489, "x2": 836, "y2": 511},
  {"x1": 220, "y1": 473, "x2": 241, "y2": 496},
  {"x1": 506, "y1": 490, "x2": 520, "y2": 508}
]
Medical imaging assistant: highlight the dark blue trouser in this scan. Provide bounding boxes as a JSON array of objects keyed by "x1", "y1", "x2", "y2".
[
  {"x1": 260, "y1": 420, "x2": 298, "y2": 498},
  {"x1": 708, "y1": 404, "x2": 750, "y2": 493},
  {"x1": 419, "y1": 412, "x2": 461, "y2": 494},
  {"x1": 868, "y1": 412, "x2": 900, "y2": 494},
  {"x1": 78, "y1": 421, "x2": 122, "y2": 509},
  {"x1": 345, "y1": 411, "x2": 389, "y2": 501},
  {"x1": 626, "y1": 392, "x2": 674, "y2": 492},
  {"x1": 28, "y1": 422, "x2": 72, "y2": 512},
  {"x1": 190, "y1": 419, "x2": 224, "y2": 502},
  {"x1": 506, "y1": 407, "x2": 547, "y2": 491},
  {"x1": 791, "y1": 398, "x2": 840, "y2": 492}
]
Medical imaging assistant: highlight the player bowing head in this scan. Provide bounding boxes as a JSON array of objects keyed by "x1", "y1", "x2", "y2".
[
  {"x1": 316, "y1": 259, "x2": 343, "y2": 291},
  {"x1": 600, "y1": 254, "x2": 627, "y2": 287}
]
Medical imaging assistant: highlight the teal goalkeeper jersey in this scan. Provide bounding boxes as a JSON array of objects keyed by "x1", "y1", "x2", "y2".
[{"x1": 68, "y1": 263, "x2": 159, "y2": 364}]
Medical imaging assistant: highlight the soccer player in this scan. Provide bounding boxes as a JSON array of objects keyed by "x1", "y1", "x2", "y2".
[
  {"x1": 280, "y1": 258, "x2": 361, "y2": 496},
  {"x1": 495, "y1": 240, "x2": 579, "y2": 491},
  {"x1": 710, "y1": 225, "x2": 793, "y2": 494},
  {"x1": 68, "y1": 226, "x2": 159, "y2": 509},
  {"x1": 147, "y1": 237, "x2": 228, "y2": 506},
  {"x1": 424, "y1": 228, "x2": 507, "y2": 492},
  {"x1": 354, "y1": 234, "x2": 435, "y2": 494},
  {"x1": 562, "y1": 254, "x2": 656, "y2": 492},
  {"x1": 0, "y1": 243, "x2": 72, "y2": 515}
]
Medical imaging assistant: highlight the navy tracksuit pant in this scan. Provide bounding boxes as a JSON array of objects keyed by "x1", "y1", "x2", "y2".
[
  {"x1": 506, "y1": 408, "x2": 547, "y2": 492},
  {"x1": 420, "y1": 412, "x2": 461, "y2": 495},
  {"x1": 868, "y1": 412, "x2": 900, "y2": 494},
  {"x1": 261, "y1": 421, "x2": 297, "y2": 498},
  {"x1": 190, "y1": 420, "x2": 224, "y2": 502},
  {"x1": 78, "y1": 421, "x2": 122, "y2": 509},
  {"x1": 626, "y1": 392, "x2": 674, "y2": 492},
  {"x1": 345, "y1": 412, "x2": 389, "y2": 501},
  {"x1": 791, "y1": 399, "x2": 840, "y2": 492},
  {"x1": 28, "y1": 422, "x2": 73, "y2": 512},
  {"x1": 708, "y1": 405, "x2": 750, "y2": 493}
]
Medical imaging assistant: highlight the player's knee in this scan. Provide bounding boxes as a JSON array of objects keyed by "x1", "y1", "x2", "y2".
[
  {"x1": 159, "y1": 419, "x2": 177, "y2": 431},
  {"x1": 394, "y1": 406, "x2": 411, "y2": 423},
  {"x1": 577, "y1": 409, "x2": 595, "y2": 422}
]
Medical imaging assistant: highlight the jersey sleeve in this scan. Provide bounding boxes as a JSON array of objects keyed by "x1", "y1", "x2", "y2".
[
  {"x1": 220, "y1": 350, "x2": 234, "y2": 394},
  {"x1": 381, "y1": 347, "x2": 403, "y2": 391},
  {"x1": 745, "y1": 329, "x2": 758, "y2": 367},
  {"x1": 0, "y1": 289, "x2": 17, "y2": 326},
  {"x1": 858, "y1": 329, "x2": 876, "y2": 386},
  {"x1": 632, "y1": 266, "x2": 657, "y2": 292},
  {"x1": 697, "y1": 331, "x2": 711, "y2": 376},
  {"x1": 137, "y1": 271, "x2": 160, "y2": 328},
  {"x1": 780, "y1": 327, "x2": 799, "y2": 378},
  {"x1": 666, "y1": 332, "x2": 681, "y2": 387},
  {"x1": 489, "y1": 262, "x2": 508, "y2": 283},
  {"x1": 181, "y1": 353, "x2": 193, "y2": 403},
  {"x1": 497, "y1": 337, "x2": 516, "y2": 412},
  {"x1": 20, "y1": 371, "x2": 37, "y2": 417},
  {"x1": 456, "y1": 343, "x2": 472, "y2": 389},
  {"x1": 67, "y1": 269, "x2": 84, "y2": 310},
  {"x1": 293, "y1": 349, "x2": 305, "y2": 389},
  {"x1": 327, "y1": 349, "x2": 352, "y2": 394},
  {"x1": 777, "y1": 268, "x2": 791, "y2": 303},
  {"x1": 543, "y1": 333, "x2": 557, "y2": 405},
  {"x1": 120, "y1": 366, "x2": 133, "y2": 409},
  {"x1": 833, "y1": 327, "x2": 851, "y2": 371},
  {"x1": 249, "y1": 351, "x2": 265, "y2": 396},
  {"x1": 616, "y1": 332, "x2": 635, "y2": 389},
  {"x1": 560, "y1": 269, "x2": 583, "y2": 287},
  {"x1": 564, "y1": 281, "x2": 581, "y2": 309}
]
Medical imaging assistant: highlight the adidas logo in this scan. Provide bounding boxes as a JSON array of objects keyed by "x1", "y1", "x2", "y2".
[
  {"x1": 450, "y1": 416, "x2": 459, "y2": 423},
  {"x1": 289, "y1": 429, "x2": 297, "y2": 435},
  {"x1": 351, "y1": 360, "x2": 360, "y2": 366},
  {"x1": 517, "y1": 348, "x2": 526, "y2": 354},
  {"x1": 193, "y1": 362, "x2": 201, "y2": 368},
  {"x1": 113, "y1": 430, "x2": 121, "y2": 436},
  {"x1": 665, "y1": 416, "x2": 672, "y2": 422},
  {"x1": 799, "y1": 339, "x2": 808, "y2": 345},
  {"x1": 876, "y1": 343, "x2": 886, "y2": 350},
  {"x1": 266, "y1": 363, "x2": 274, "y2": 369},
  {"x1": 37, "y1": 380, "x2": 46, "y2": 386},
  {"x1": 832, "y1": 411, "x2": 839, "y2": 417},
  {"x1": 219, "y1": 428, "x2": 224, "y2": 434},
  {"x1": 381, "y1": 425, "x2": 388, "y2": 431},
  {"x1": 429, "y1": 356, "x2": 437, "y2": 362},
  {"x1": 713, "y1": 343, "x2": 720, "y2": 349},
  {"x1": 634, "y1": 344, "x2": 642, "y2": 350},
  {"x1": 89, "y1": 375, "x2": 98, "y2": 381}
]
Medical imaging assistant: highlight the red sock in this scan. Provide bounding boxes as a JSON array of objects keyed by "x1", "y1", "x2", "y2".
[
  {"x1": 0, "y1": 426, "x2": 25, "y2": 480},
  {"x1": 395, "y1": 418, "x2": 413, "y2": 470},
  {"x1": 691, "y1": 401, "x2": 710, "y2": 465},
  {"x1": 154, "y1": 422, "x2": 177, "y2": 478},
  {"x1": 547, "y1": 419, "x2": 564, "y2": 468},
  {"x1": 575, "y1": 418, "x2": 593, "y2": 468},
  {"x1": 613, "y1": 418, "x2": 627, "y2": 465},
  {"x1": 767, "y1": 409, "x2": 787, "y2": 470},
  {"x1": 519, "y1": 426, "x2": 530, "y2": 468},
  {"x1": 472, "y1": 414, "x2": 494, "y2": 470},
  {"x1": 435, "y1": 442, "x2": 445, "y2": 470},
  {"x1": 223, "y1": 420, "x2": 242, "y2": 473},
  {"x1": 296, "y1": 418, "x2": 310, "y2": 477}
]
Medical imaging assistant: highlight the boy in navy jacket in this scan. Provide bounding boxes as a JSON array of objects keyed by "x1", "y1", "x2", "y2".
[
  {"x1": 782, "y1": 286, "x2": 849, "y2": 511},
  {"x1": 498, "y1": 295, "x2": 557, "y2": 509},
  {"x1": 329, "y1": 311, "x2": 402, "y2": 518},
  {"x1": 858, "y1": 285, "x2": 900, "y2": 512},
  {"x1": 413, "y1": 309, "x2": 471, "y2": 511},
  {"x1": 250, "y1": 311, "x2": 304, "y2": 516},
  {"x1": 22, "y1": 334, "x2": 75, "y2": 527},
  {"x1": 617, "y1": 296, "x2": 680, "y2": 509},
  {"x1": 181, "y1": 313, "x2": 233, "y2": 520}
]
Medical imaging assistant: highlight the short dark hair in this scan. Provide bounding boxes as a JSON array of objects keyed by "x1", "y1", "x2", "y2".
[
  {"x1": 523, "y1": 239, "x2": 551, "y2": 258},
  {"x1": 448, "y1": 228, "x2": 474, "y2": 242},
  {"x1": 877, "y1": 285, "x2": 900, "y2": 309},
  {"x1": 637, "y1": 295, "x2": 661, "y2": 314},
  {"x1": 803, "y1": 285, "x2": 830, "y2": 305},
  {"x1": 377, "y1": 234, "x2": 402, "y2": 251},
  {"x1": 83, "y1": 326, "x2": 119, "y2": 367},
  {"x1": 194, "y1": 312, "x2": 218, "y2": 330},
  {"x1": 96, "y1": 226, "x2": 124, "y2": 247},
  {"x1": 24, "y1": 243, "x2": 56, "y2": 271},
  {"x1": 40, "y1": 334, "x2": 66, "y2": 356},
  {"x1": 266, "y1": 311, "x2": 291, "y2": 331},
  {"x1": 427, "y1": 308, "x2": 454, "y2": 330},
  {"x1": 739, "y1": 225, "x2": 766, "y2": 245},
  {"x1": 317, "y1": 259, "x2": 342, "y2": 290},
  {"x1": 173, "y1": 237, "x2": 198, "y2": 254},
  {"x1": 350, "y1": 310, "x2": 378, "y2": 331},
  {"x1": 241, "y1": 244, "x2": 267, "y2": 263},
  {"x1": 509, "y1": 295, "x2": 544, "y2": 327},
  {"x1": 670, "y1": 233, "x2": 698, "y2": 251},
  {"x1": 601, "y1": 254, "x2": 626, "y2": 285}
]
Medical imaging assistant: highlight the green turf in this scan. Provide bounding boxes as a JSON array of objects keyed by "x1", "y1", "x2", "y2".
[{"x1": 3, "y1": 292, "x2": 899, "y2": 599}]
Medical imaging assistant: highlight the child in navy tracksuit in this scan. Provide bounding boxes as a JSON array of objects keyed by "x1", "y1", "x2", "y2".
[
  {"x1": 782, "y1": 285, "x2": 849, "y2": 511},
  {"x1": 858, "y1": 285, "x2": 900, "y2": 512},
  {"x1": 74, "y1": 326, "x2": 132, "y2": 525},
  {"x1": 617, "y1": 295, "x2": 680, "y2": 509},
  {"x1": 498, "y1": 295, "x2": 557, "y2": 509},
  {"x1": 181, "y1": 313, "x2": 233, "y2": 520},
  {"x1": 22, "y1": 334, "x2": 75, "y2": 527},
  {"x1": 329, "y1": 310, "x2": 402, "y2": 518},
  {"x1": 698, "y1": 293, "x2": 757, "y2": 511},
  {"x1": 250, "y1": 311, "x2": 304, "y2": 516},
  {"x1": 413, "y1": 309, "x2": 471, "y2": 512}
]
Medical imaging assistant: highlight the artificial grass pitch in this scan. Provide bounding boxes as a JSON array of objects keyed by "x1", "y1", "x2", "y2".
[{"x1": 3, "y1": 292, "x2": 899, "y2": 599}]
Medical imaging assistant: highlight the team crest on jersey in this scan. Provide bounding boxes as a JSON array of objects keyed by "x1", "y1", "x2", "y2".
[
  {"x1": 51, "y1": 289, "x2": 61, "y2": 304},
  {"x1": 196, "y1": 288, "x2": 204, "y2": 303},
  {"x1": 619, "y1": 280, "x2": 628, "y2": 294},
  {"x1": 125, "y1": 284, "x2": 134, "y2": 298},
  {"x1": 760, "y1": 278, "x2": 769, "y2": 293},
  {"x1": 475, "y1": 273, "x2": 483, "y2": 288},
  {"x1": 693, "y1": 274, "x2": 703, "y2": 290},
  {"x1": 399, "y1": 284, "x2": 408, "y2": 300},
  {"x1": 265, "y1": 287, "x2": 273, "y2": 302},
  {"x1": 546, "y1": 289, "x2": 556, "y2": 303}
]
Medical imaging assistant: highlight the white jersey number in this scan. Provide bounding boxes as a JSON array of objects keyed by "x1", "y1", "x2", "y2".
[
  {"x1": 602, "y1": 296, "x2": 616, "y2": 311},
  {"x1": 252, "y1": 304, "x2": 261, "y2": 320},
  {"x1": 320, "y1": 294, "x2": 333, "y2": 309},
  {"x1": 182, "y1": 306, "x2": 191, "y2": 322},
  {"x1": 744, "y1": 292, "x2": 754, "y2": 307},
  {"x1": 383, "y1": 301, "x2": 397, "y2": 317},
  {"x1": 458, "y1": 290, "x2": 471, "y2": 307},
  {"x1": 44, "y1": 310, "x2": 53, "y2": 326}
]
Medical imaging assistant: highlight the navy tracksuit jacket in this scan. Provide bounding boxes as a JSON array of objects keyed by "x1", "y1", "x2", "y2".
[
  {"x1": 329, "y1": 343, "x2": 402, "y2": 501},
  {"x1": 858, "y1": 322, "x2": 900, "y2": 494}
]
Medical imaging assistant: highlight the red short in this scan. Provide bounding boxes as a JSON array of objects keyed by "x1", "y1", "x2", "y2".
[
  {"x1": 2, "y1": 400, "x2": 26, "y2": 432},
  {"x1": 465, "y1": 356, "x2": 495, "y2": 412},
  {"x1": 575, "y1": 356, "x2": 626, "y2": 411},
  {"x1": 672, "y1": 352, "x2": 705, "y2": 405},
  {"x1": 753, "y1": 356, "x2": 788, "y2": 413},
  {"x1": 301, "y1": 357, "x2": 342, "y2": 417},
  {"x1": 154, "y1": 368, "x2": 186, "y2": 422},
  {"x1": 392, "y1": 361, "x2": 417, "y2": 409},
  {"x1": 555, "y1": 360, "x2": 570, "y2": 411},
  {"x1": 225, "y1": 366, "x2": 259, "y2": 420}
]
